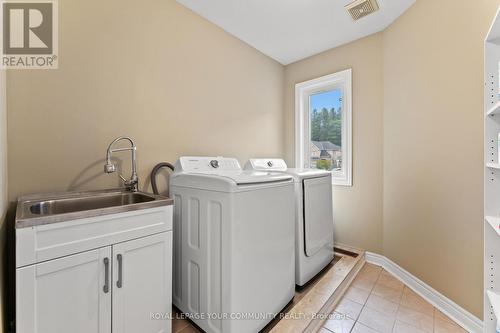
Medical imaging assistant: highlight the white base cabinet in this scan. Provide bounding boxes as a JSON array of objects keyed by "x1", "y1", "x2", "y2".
[{"x1": 16, "y1": 206, "x2": 173, "y2": 333}]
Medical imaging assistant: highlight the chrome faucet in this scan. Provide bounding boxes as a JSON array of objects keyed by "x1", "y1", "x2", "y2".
[{"x1": 104, "y1": 136, "x2": 139, "y2": 192}]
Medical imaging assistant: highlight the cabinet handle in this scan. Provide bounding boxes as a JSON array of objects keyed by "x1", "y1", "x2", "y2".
[
  {"x1": 116, "y1": 254, "x2": 123, "y2": 288},
  {"x1": 103, "y1": 257, "x2": 110, "y2": 293}
]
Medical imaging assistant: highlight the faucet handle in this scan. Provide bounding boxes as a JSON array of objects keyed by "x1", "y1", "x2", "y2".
[{"x1": 120, "y1": 174, "x2": 138, "y2": 192}]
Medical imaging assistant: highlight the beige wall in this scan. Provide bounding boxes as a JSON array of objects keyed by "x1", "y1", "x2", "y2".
[
  {"x1": 382, "y1": 0, "x2": 500, "y2": 318},
  {"x1": 284, "y1": 33, "x2": 384, "y2": 253},
  {"x1": 6, "y1": 0, "x2": 285, "y2": 201}
]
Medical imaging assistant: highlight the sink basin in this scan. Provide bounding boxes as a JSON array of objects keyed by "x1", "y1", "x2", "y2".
[
  {"x1": 29, "y1": 192, "x2": 155, "y2": 216},
  {"x1": 16, "y1": 189, "x2": 173, "y2": 228}
]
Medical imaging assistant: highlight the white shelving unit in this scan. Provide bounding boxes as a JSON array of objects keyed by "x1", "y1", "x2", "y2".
[{"x1": 485, "y1": 8, "x2": 500, "y2": 333}]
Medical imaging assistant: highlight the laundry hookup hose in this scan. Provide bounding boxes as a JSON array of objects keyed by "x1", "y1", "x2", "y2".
[{"x1": 150, "y1": 162, "x2": 175, "y2": 195}]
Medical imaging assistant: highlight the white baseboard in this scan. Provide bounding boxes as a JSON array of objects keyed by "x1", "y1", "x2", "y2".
[{"x1": 365, "y1": 252, "x2": 483, "y2": 333}]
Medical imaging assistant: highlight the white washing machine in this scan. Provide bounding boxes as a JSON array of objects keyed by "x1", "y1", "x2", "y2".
[
  {"x1": 245, "y1": 158, "x2": 334, "y2": 287},
  {"x1": 170, "y1": 156, "x2": 295, "y2": 333}
]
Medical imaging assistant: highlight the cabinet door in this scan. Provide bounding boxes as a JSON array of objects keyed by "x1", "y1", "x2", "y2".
[
  {"x1": 16, "y1": 247, "x2": 112, "y2": 333},
  {"x1": 112, "y1": 232, "x2": 172, "y2": 333}
]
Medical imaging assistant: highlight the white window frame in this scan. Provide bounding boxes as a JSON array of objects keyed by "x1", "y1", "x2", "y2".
[{"x1": 295, "y1": 69, "x2": 352, "y2": 186}]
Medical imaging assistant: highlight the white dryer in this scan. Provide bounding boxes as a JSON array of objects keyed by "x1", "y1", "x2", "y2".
[
  {"x1": 245, "y1": 159, "x2": 334, "y2": 287},
  {"x1": 170, "y1": 156, "x2": 295, "y2": 333}
]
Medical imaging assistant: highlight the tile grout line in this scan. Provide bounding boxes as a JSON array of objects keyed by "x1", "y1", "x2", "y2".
[
  {"x1": 433, "y1": 306, "x2": 436, "y2": 333},
  {"x1": 374, "y1": 267, "x2": 399, "y2": 333},
  {"x1": 370, "y1": 268, "x2": 385, "y2": 333},
  {"x1": 354, "y1": 264, "x2": 383, "y2": 333},
  {"x1": 391, "y1": 283, "x2": 403, "y2": 333}
]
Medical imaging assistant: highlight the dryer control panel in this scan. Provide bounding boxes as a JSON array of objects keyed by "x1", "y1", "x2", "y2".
[
  {"x1": 176, "y1": 156, "x2": 241, "y2": 173},
  {"x1": 245, "y1": 158, "x2": 287, "y2": 171}
]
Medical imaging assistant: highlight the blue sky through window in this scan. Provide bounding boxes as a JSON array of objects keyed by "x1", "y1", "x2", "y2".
[{"x1": 310, "y1": 89, "x2": 342, "y2": 112}]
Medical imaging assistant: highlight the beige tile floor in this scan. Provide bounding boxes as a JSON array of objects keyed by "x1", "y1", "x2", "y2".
[
  {"x1": 171, "y1": 262, "x2": 468, "y2": 333},
  {"x1": 320, "y1": 263, "x2": 468, "y2": 333}
]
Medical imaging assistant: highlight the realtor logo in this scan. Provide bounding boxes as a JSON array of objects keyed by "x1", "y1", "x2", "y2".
[{"x1": 1, "y1": 0, "x2": 58, "y2": 69}]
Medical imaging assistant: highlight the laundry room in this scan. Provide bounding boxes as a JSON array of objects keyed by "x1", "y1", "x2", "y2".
[{"x1": 0, "y1": 0, "x2": 498, "y2": 332}]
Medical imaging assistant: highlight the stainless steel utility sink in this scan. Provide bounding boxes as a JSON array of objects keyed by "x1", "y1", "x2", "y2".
[
  {"x1": 29, "y1": 192, "x2": 155, "y2": 215},
  {"x1": 16, "y1": 189, "x2": 173, "y2": 228}
]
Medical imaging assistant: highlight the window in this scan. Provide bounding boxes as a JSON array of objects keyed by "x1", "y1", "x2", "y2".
[{"x1": 295, "y1": 69, "x2": 352, "y2": 186}]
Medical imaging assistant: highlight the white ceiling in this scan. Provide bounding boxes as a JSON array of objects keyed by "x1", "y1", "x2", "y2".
[{"x1": 176, "y1": 0, "x2": 416, "y2": 65}]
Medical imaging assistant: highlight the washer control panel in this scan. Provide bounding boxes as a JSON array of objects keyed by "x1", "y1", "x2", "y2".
[{"x1": 176, "y1": 156, "x2": 241, "y2": 172}]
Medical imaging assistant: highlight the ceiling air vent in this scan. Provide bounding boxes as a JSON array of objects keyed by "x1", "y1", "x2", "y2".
[{"x1": 345, "y1": 0, "x2": 379, "y2": 21}]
